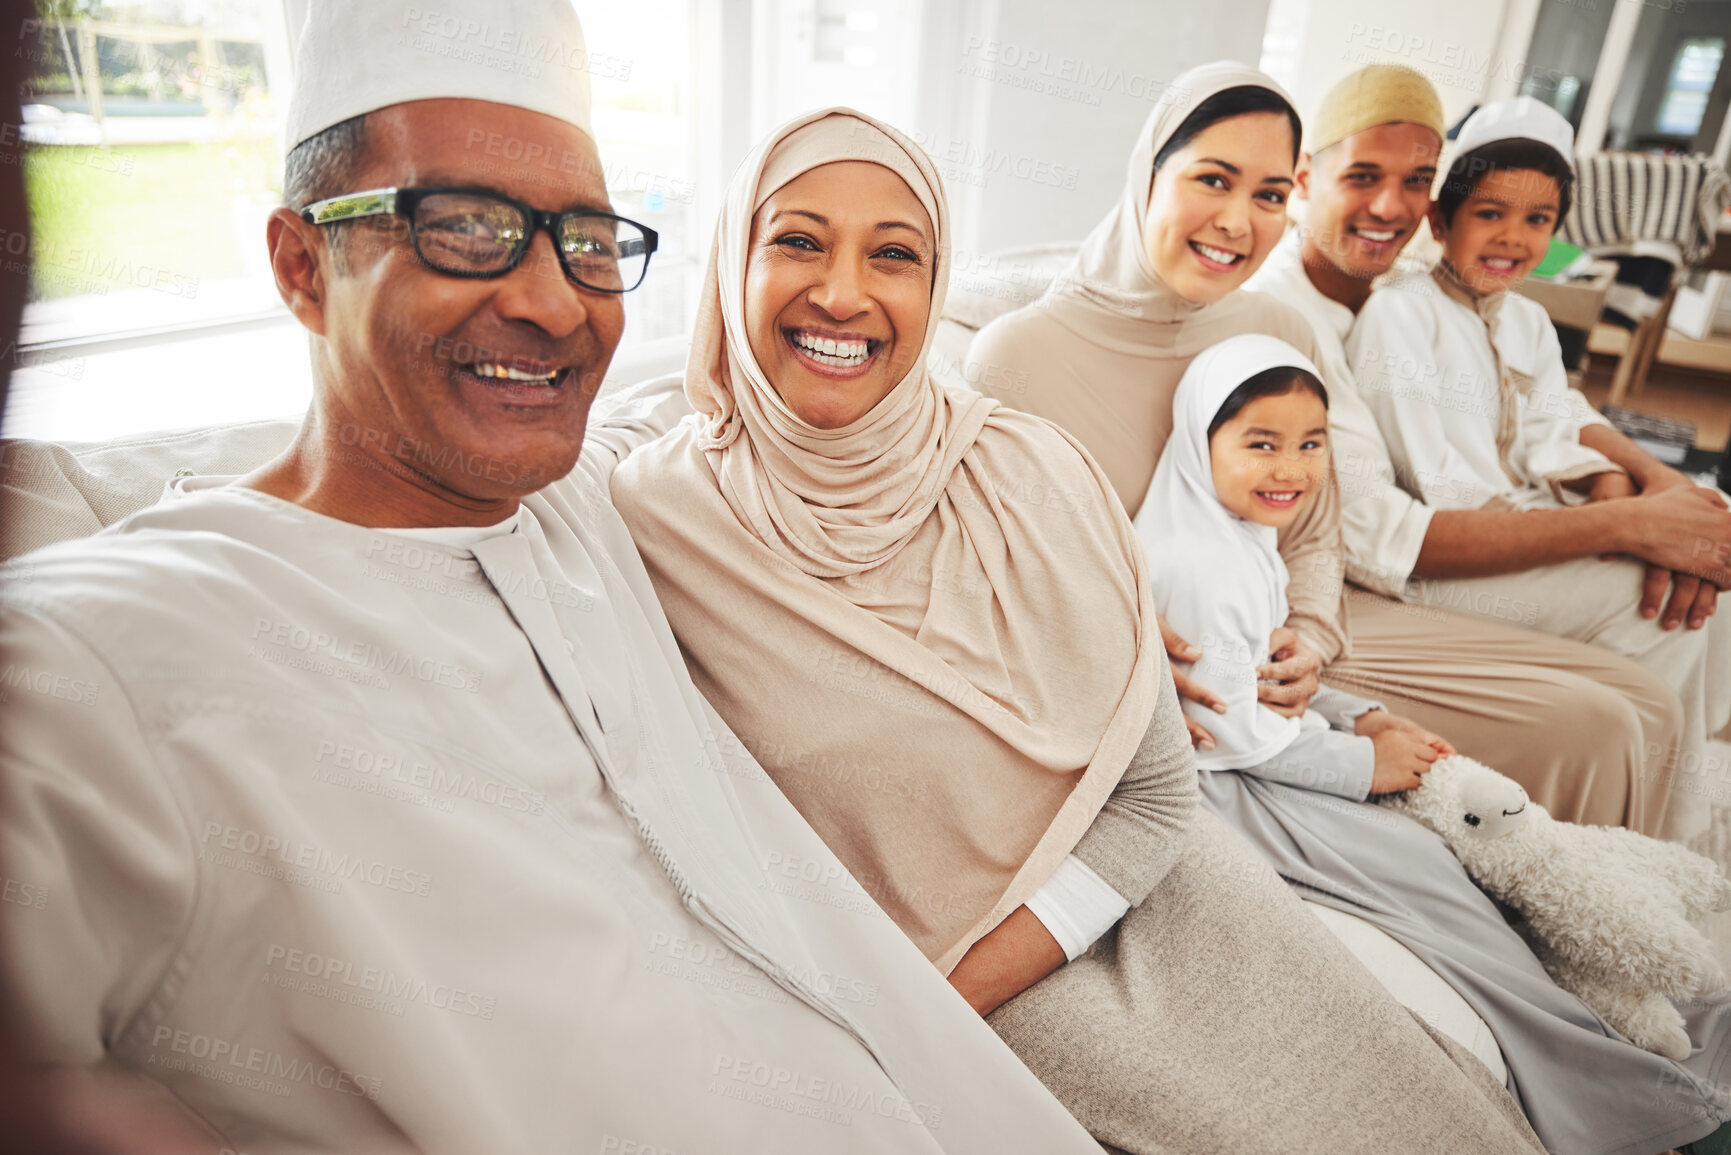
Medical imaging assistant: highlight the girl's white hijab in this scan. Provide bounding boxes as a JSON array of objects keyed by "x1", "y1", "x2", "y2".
[
  {"x1": 685, "y1": 107, "x2": 989, "y2": 580},
  {"x1": 1137, "y1": 333, "x2": 1322, "y2": 769}
]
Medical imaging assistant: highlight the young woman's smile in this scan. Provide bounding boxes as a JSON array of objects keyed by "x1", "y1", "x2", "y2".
[{"x1": 782, "y1": 327, "x2": 882, "y2": 376}]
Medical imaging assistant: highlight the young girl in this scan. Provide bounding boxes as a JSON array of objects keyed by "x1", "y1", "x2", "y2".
[{"x1": 1138, "y1": 332, "x2": 1731, "y2": 1155}]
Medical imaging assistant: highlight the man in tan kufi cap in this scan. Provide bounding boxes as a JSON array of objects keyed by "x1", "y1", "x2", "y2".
[
  {"x1": 1249, "y1": 64, "x2": 1712, "y2": 842},
  {"x1": 0, "y1": 2, "x2": 1104, "y2": 1152}
]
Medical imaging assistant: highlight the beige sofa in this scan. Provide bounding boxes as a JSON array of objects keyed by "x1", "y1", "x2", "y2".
[{"x1": 0, "y1": 308, "x2": 1506, "y2": 1080}]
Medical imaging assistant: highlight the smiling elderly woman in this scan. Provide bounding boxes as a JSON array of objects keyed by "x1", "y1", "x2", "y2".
[{"x1": 608, "y1": 108, "x2": 1542, "y2": 1153}]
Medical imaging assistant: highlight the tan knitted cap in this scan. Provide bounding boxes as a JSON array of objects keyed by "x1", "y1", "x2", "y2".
[{"x1": 1307, "y1": 64, "x2": 1445, "y2": 156}]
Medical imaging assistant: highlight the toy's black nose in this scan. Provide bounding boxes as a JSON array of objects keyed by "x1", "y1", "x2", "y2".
[{"x1": 1463, "y1": 813, "x2": 1481, "y2": 827}]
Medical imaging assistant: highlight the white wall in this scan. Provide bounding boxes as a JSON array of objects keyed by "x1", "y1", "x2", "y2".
[
  {"x1": 750, "y1": 0, "x2": 928, "y2": 139},
  {"x1": 908, "y1": 0, "x2": 1271, "y2": 256},
  {"x1": 1263, "y1": 0, "x2": 1513, "y2": 133}
]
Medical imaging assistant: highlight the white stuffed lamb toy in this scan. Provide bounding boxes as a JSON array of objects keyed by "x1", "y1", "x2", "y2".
[{"x1": 1382, "y1": 755, "x2": 1731, "y2": 1060}]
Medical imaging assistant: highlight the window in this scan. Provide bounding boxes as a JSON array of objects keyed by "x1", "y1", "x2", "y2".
[
  {"x1": 1656, "y1": 37, "x2": 1725, "y2": 138},
  {"x1": 8, "y1": 0, "x2": 708, "y2": 442},
  {"x1": 583, "y1": 0, "x2": 701, "y2": 348},
  {"x1": 21, "y1": 0, "x2": 290, "y2": 345}
]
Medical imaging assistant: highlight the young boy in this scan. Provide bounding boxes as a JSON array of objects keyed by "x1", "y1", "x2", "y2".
[
  {"x1": 1348, "y1": 97, "x2": 1625, "y2": 514},
  {"x1": 1347, "y1": 98, "x2": 1731, "y2": 846}
]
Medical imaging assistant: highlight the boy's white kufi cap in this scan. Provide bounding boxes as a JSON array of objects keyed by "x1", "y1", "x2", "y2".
[{"x1": 1452, "y1": 96, "x2": 1575, "y2": 171}]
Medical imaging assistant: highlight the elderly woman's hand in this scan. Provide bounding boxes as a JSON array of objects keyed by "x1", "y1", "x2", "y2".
[
  {"x1": 1158, "y1": 616, "x2": 1225, "y2": 751},
  {"x1": 1256, "y1": 627, "x2": 1320, "y2": 717}
]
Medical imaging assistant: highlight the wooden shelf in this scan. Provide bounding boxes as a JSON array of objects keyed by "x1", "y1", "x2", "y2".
[{"x1": 1589, "y1": 324, "x2": 1731, "y2": 377}]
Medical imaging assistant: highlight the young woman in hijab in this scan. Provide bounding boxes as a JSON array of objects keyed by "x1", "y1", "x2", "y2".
[
  {"x1": 609, "y1": 106, "x2": 1544, "y2": 1155},
  {"x1": 966, "y1": 62, "x2": 1346, "y2": 669},
  {"x1": 1144, "y1": 331, "x2": 1731, "y2": 1155}
]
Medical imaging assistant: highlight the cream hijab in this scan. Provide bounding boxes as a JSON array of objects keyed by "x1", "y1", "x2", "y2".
[
  {"x1": 965, "y1": 62, "x2": 1349, "y2": 661},
  {"x1": 613, "y1": 109, "x2": 1162, "y2": 972},
  {"x1": 1137, "y1": 334, "x2": 1323, "y2": 768}
]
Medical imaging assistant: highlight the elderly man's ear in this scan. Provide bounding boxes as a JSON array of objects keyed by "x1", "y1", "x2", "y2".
[
  {"x1": 1292, "y1": 151, "x2": 1313, "y2": 202},
  {"x1": 267, "y1": 206, "x2": 331, "y2": 337}
]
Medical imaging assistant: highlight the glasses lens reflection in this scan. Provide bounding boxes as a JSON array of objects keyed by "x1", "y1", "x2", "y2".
[
  {"x1": 410, "y1": 193, "x2": 651, "y2": 291},
  {"x1": 414, "y1": 193, "x2": 527, "y2": 273}
]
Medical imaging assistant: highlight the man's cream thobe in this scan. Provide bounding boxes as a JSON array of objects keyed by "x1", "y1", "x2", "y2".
[
  {"x1": 1246, "y1": 233, "x2": 1686, "y2": 837},
  {"x1": 0, "y1": 390, "x2": 1100, "y2": 1154}
]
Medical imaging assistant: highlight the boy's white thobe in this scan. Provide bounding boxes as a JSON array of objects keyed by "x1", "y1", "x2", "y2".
[
  {"x1": 1349, "y1": 269, "x2": 1617, "y2": 513},
  {"x1": 1349, "y1": 271, "x2": 1731, "y2": 840}
]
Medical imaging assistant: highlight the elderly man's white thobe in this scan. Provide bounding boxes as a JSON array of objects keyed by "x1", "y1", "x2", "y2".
[{"x1": 0, "y1": 385, "x2": 1100, "y2": 1154}]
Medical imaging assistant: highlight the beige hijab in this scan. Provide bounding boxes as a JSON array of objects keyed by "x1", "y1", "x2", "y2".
[
  {"x1": 612, "y1": 109, "x2": 1161, "y2": 973},
  {"x1": 966, "y1": 61, "x2": 1349, "y2": 661}
]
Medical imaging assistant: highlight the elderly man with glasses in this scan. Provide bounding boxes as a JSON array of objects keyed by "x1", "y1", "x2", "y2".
[{"x1": 0, "y1": 3, "x2": 1102, "y2": 1153}]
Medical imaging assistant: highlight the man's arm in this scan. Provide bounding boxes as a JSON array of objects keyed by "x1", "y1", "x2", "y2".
[
  {"x1": 1413, "y1": 487, "x2": 1731, "y2": 586},
  {"x1": 950, "y1": 667, "x2": 1197, "y2": 1016},
  {"x1": 1576, "y1": 421, "x2": 1725, "y2": 627},
  {"x1": 571, "y1": 372, "x2": 693, "y2": 489}
]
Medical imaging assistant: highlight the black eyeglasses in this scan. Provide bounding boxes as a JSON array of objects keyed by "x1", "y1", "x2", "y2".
[{"x1": 299, "y1": 186, "x2": 659, "y2": 293}]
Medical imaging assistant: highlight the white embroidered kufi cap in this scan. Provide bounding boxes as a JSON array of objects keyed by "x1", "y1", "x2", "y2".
[
  {"x1": 283, "y1": 0, "x2": 595, "y2": 149},
  {"x1": 1452, "y1": 96, "x2": 1575, "y2": 170}
]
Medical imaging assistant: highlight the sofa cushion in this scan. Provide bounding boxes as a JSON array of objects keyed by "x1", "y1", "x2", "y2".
[
  {"x1": 943, "y1": 242, "x2": 1076, "y2": 332},
  {"x1": 1, "y1": 418, "x2": 300, "y2": 559},
  {"x1": 1303, "y1": 898, "x2": 1507, "y2": 1081}
]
